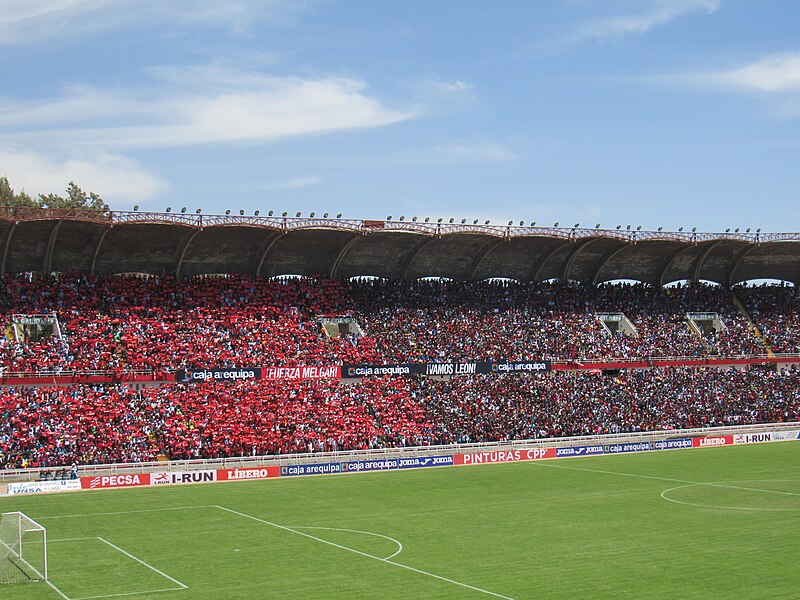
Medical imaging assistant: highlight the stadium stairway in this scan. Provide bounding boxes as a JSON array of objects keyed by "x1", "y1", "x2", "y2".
[{"x1": 731, "y1": 293, "x2": 775, "y2": 358}]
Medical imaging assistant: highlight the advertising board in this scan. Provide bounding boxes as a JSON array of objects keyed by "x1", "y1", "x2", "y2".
[
  {"x1": 217, "y1": 466, "x2": 280, "y2": 481},
  {"x1": 7, "y1": 480, "x2": 82, "y2": 495},
  {"x1": 604, "y1": 442, "x2": 651, "y2": 454},
  {"x1": 455, "y1": 448, "x2": 555, "y2": 465},
  {"x1": 556, "y1": 445, "x2": 604, "y2": 457},
  {"x1": 280, "y1": 462, "x2": 342, "y2": 477},
  {"x1": 692, "y1": 435, "x2": 733, "y2": 448},
  {"x1": 150, "y1": 470, "x2": 217, "y2": 486},
  {"x1": 81, "y1": 474, "x2": 151, "y2": 490}
]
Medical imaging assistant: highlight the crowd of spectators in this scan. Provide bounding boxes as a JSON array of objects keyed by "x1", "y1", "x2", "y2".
[
  {"x1": 2, "y1": 366, "x2": 799, "y2": 469},
  {"x1": 1, "y1": 275, "x2": 794, "y2": 375},
  {"x1": 1, "y1": 274, "x2": 380, "y2": 373},
  {"x1": 1, "y1": 274, "x2": 797, "y2": 470},
  {"x1": 735, "y1": 284, "x2": 800, "y2": 354}
]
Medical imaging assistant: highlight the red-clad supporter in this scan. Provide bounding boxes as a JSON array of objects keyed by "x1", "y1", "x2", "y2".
[{"x1": 2, "y1": 366, "x2": 799, "y2": 469}]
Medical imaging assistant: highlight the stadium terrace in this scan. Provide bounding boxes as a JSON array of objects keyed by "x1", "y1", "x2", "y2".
[{"x1": 0, "y1": 207, "x2": 799, "y2": 475}]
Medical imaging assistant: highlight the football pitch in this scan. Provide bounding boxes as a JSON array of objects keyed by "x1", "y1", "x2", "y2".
[{"x1": 1, "y1": 443, "x2": 798, "y2": 599}]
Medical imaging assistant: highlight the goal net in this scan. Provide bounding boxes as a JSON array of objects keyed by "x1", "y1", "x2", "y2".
[{"x1": 0, "y1": 512, "x2": 47, "y2": 584}]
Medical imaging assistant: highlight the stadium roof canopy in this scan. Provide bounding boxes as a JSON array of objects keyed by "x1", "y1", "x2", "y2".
[{"x1": 2, "y1": 207, "x2": 799, "y2": 286}]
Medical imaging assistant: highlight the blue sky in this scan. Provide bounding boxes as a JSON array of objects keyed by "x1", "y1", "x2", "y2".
[{"x1": 1, "y1": 0, "x2": 799, "y2": 231}]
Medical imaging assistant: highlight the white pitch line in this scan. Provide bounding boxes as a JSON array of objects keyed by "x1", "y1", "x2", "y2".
[
  {"x1": 46, "y1": 579, "x2": 71, "y2": 600},
  {"x1": 660, "y1": 483, "x2": 800, "y2": 512},
  {"x1": 533, "y1": 461, "x2": 799, "y2": 496},
  {"x1": 97, "y1": 537, "x2": 188, "y2": 590},
  {"x1": 215, "y1": 505, "x2": 515, "y2": 600},
  {"x1": 71, "y1": 587, "x2": 186, "y2": 600},
  {"x1": 288, "y1": 526, "x2": 404, "y2": 560},
  {"x1": 37, "y1": 505, "x2": 215, "y2": 520}
]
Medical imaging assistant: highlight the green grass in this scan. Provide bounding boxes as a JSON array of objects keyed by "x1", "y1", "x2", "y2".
[{"x1": 1, "y1": 443, "x2": 799, "y2": 599}]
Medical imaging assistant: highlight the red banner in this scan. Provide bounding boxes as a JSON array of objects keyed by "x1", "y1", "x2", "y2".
[
  {"x1": 455, "y1": 448, "x2": 555, "y2": 465},
  {"x1": 262, "y1": 365, "x2": 341, "y2": 380},
  {"x1": 217, "y1": 466, "x2": 280, "y2": 481},
  {"x1": 81, "y1": 473, "x2": 151, "y2": 490},
  {"x1": 692, "y1": 435, "x2": 733, "y2": 448}
]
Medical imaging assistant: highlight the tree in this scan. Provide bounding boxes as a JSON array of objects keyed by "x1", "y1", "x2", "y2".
[
  {"x1": 38, "y1": 181, "x2": 109, "y2": 212},
  {"x1": 0, "y1": 176, "x2": 37, "y2": 208}
]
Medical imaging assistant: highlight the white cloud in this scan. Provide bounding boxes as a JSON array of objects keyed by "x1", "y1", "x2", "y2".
[
  {"x1": 694, "y1": 53, "x2": 800, "y2": 92},
  {"x1": 575, "y1": 0, "x2": 719, "y2": 41},
  {"x1": 0, "y1": 0, "x2": 298, "y2": 46},
  {"x1": 0, "y1": 67, "x2": 416, "y2": 149},
  {"x1": 0, "y1": 148, "x2": 167, "y2": 201}
]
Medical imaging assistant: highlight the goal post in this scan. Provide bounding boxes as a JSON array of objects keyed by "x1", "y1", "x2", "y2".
[{"x1": 0, "y1": 512, "x2": 47, "y2": 584}]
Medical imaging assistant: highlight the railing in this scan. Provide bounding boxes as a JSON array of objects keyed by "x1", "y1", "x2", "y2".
[
  {"x1": 1, "y1": 421, "x2": 797, "y2": 483},
  {"x1": 4, "y1": 206, "x2": 800, "y2": 243}
]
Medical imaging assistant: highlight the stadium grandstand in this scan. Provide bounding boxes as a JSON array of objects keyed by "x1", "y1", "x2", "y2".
[{"x1": 1, "y1": 207, "x2": 799, "y2": 471}]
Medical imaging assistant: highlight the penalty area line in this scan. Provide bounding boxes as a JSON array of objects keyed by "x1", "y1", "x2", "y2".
[{"x1": 214, "y1": 505, "x2": 515, "y2": 600}]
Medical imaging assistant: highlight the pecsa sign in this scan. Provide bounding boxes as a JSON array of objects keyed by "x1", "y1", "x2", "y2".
[
  {"x1": 455, "y1": 448, "x2": 555, "y2": 465},
  {"x1": 81, "y1": 473, "x2": 151, "y2": 490}
]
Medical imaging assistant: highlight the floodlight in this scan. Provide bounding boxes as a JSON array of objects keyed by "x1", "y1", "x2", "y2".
[
  {"x1": 268, "y1": 210, "x2": 274, "y2": 216},
  {"x1": 296, "y1": 212, "x2": 301, "y2": 217},
  {"x1": 746, "y1": 228, "x2": 750, "y2": 233},
  {"x1": 412, "y1": 216, "x2": 417, "y2": 222},
  {"x1": 595, "y1": 224, "x2": 600, "y2": 229},
  {"x1": 310, "y1": 212, "x2": 315, "y2": 217},
  {"x1": 461, "y1": 219, "x2": 467, "y2": 224},
  {"x1": 399, "y1": 216, "x2": 405, "y2": 221},
  {"x1": 133, "y1": 205, "x2": 139, "y2": 211},
  {"x1": 282, "y1": 212, "x2": 288, "y2": 217},
  {"x1": 196, "y1": 209, "x2": 201, "y2": 214},
  {"x1": 574, "y1": 223, "x2": 580, "y2": 228},
  {"x1": 254, "y1": 210, "x2": 259, "y2": 216},
  {"x1": 166, "y1": 207, "x2": 171, "y2": 212},
  {"x1": 424, "y1": 217, "x2": 430, "y2": 222},
  {"x1": 473, "y1": 219, "x2": 479, "y2": 224},
  {"x1": 323, "y1": 213, "x2": 329, "y2": 218},
  {"x1": 181, "y1": 207, "x2": 187, "y2": 213},
  {"x1": 485, "y1": 220, "x2": 490, "y2": 225},
  {"x1": 225, "y1": 210, "x2": 231, "y2": 215},
  {"x1": 336, "y1": 214, "x2": 342, "y2": 218},
  {"x1": 554, "y1": 222, "x2": 559, "y2": 227}
]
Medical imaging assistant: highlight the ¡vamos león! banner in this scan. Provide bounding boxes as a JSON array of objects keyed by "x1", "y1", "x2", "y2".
[{"x1": 342, "y1": 360, "x2": 551, "y2": 378}]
